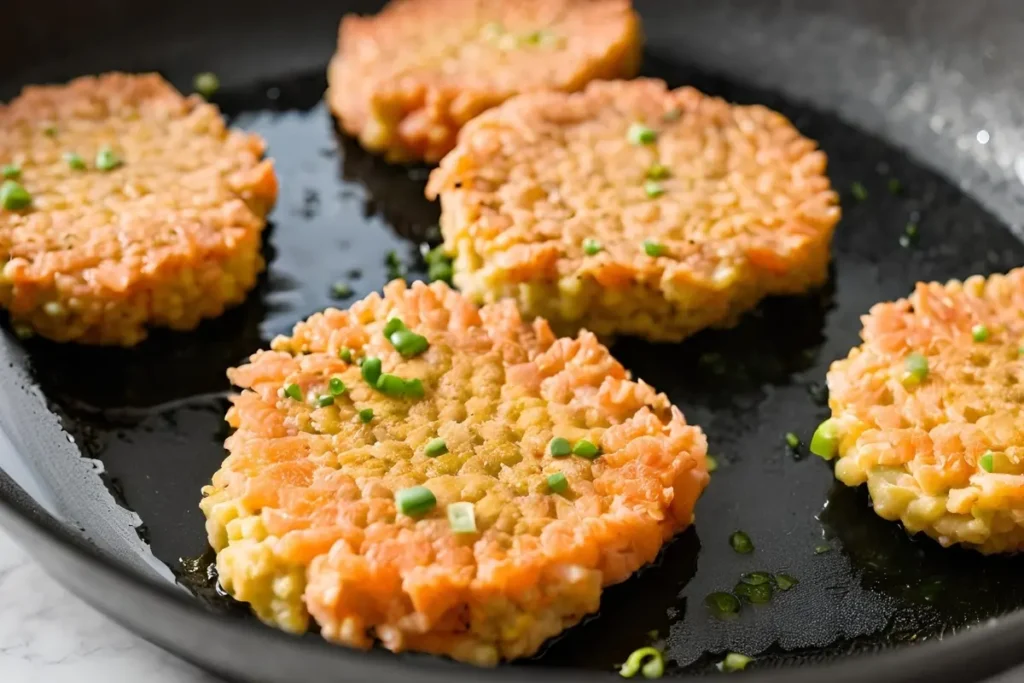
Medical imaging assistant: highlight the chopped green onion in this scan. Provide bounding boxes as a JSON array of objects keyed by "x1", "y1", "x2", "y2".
[
  {"x1": 0, "y1": 181, "x2": 31, "y2": 210},
  {"x1": 734, "y1": 580, "x2": 772, "y2": 604},
  {"x1": 339, "y1": 347, "x2": 353, "y2": 363},
  {"x1": 888, "y1": 178, "x2": 902, "y2": 195},
  {"x1": 814, "y1": 544, "x2": 831, "y2": 555},
  {"x1": 95, "y1": 146, "x2": 122, "y2": 171},
  {"x1": 383, "y1": 317, "x2": 406, "y2": 337},
  {"x1": 546, "y1": 471, "x2": 568, "y2": 494},
  {"x1": 900, "y1": 222, "x2": 919, "y2": 248},
  {"x1": 718, "y1": 653, "x2": 753, "y2": 673},
  {"x1": 193, "y1": 72, "x2": 220, "y2": 99},
  {"x1": 619, "y1": 646, "x2": 664, "y2": 679},
  {"x1": 646, "y1": 163, "x2": 670, "y2": 180},
  {"x1": 729, "y1": 530, "x2": 754, "y2": 554},
  {"x1": 63, "y1": 152, "x2": 86, "y2": 170},
  {"x1": 740, "y1": 572, "x2": 772, "y2": 586},
  {"x1": 903, "y1": 352, "x2": 929, "y2": 387},
  {"x1": 385, "y1": 250, "x2": 404, "y2": 279},
  {"x1": 361, "y1": 357, "x2": 383, "y2": 386},
  {"x1": 785, "y1": 432, "x2": 800, "y2": 448},
  {"x1": 424, "y1": 437, "x2": 447, "y2": 458},
  {"x1": 428, "y1": 261, "x2": 454, "y2": 284},
  {"x1": 424, "y1": 244, "x2": 448, "y2": 266},
  {"x1": 572, "y1": 439, "x2": 600, "y2": 459},
  {"x1": 704, "y1": 592, "x2": 740, "y2": 617},
  {"x1": 850, "y1": 181, "x2": 867, "y2": 201},
  {"x1": 582, "y1": 237, "x2": 603, "y2": 256},
  {"x1": 376, "y1": 373, "x2": 408, "y2": 396},
  {"x1": 549, "y1": 437, "x2": 572, "y2": 457},
  {"x1": 810, "y1": 419, "x2": 840, "y2": 460},
  {"x1": 774, "y1": 574, "x2": 798, "y2": 591},
  {"x1": 359, "y1": 408, "x2": 374, "y2": 423},
  {"x1": 979, "y1": 451, "x2": 995, "y2": 473},
  {"x1": 1, "y1": 164, "x2": 21, "y2": 179},
  {"x1": 972, "y1": 324, "x2": 990, "y2": 342},
  {"x1": 627, "y1": 122, "x2": 657, "y2": 145},
  {"x1": 331, "y1": 281, "x2": 353, "y2": 299},
  {"x1": 395, "y1": 486, "x2": 436, "y2": 517},
  {"x1": 643, "y1": 180, "x2": 665, "y2": 198},
  {"x1": 317, "y1": 395, "x2": 335, "y2": 408},
  {"x1": 404, "y1": 378, "x2": 425, "y2": 398},
  {"x1": 706, "y1": 455, "x2": 718, "y2": 472},
  {"x1": 389, "y1": 328, "x2": 429, "y2": 358},
  {"x1": 643, "y1": 239, "x2": 666, "y2": 257},
  {"x1": 328, "y1": 377, "x2": 346, "y2": 396},
  {"x1": 447, "y1": 502, "x2": 477, "y2": 533},
  {"x1": 283, "y1": 383, "x2": 303, "y2": 401}
]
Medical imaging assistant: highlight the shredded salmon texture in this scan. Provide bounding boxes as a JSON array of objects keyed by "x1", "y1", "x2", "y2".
[
  {"x1": 0, "y1": 73, "x2": 277, "y2": 345},
  {"x1": 201, "y1": 280, "x2": 709, "y2": 664},
  {"x1": 427, "y1": 78, "x2": 840, "y2": 342},
  {"x1": 827, "y1": 269, "x2": 1024, "y2": 553}
]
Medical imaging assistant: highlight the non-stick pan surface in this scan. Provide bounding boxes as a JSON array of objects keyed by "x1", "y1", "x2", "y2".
[{"x1": 4, "y1": 1, "x2": 1024, "y2": 681}]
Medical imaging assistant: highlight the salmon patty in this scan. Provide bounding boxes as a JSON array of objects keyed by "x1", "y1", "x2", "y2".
[
  {"x1": 822, "y1": 269, "x2": 1024, "y2": 553},
  {"x1": 201, "y1": 279, "x2": 709, "y2": 664},
  {"x1": 0, "y1": 73, "x2": 277, "y2": 346},
  {"x1": 427, "y1": 79, "x2": 841, "y2": 342},
  {"x1": 327, "y1": 0, "x2": 641, "y2": 163}
]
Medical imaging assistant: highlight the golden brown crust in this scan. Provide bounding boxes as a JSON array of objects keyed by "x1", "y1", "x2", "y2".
[
  {"x1": 0, "y1": 73, "x2": 278, "y2": 345},
  {"x1": 828, "y1": 269, "x2": 1024, "y2": 553},
  {"x1": 201, "y1": 279, "x2": 708, "y2": 664},
  {"x1": 427, "y1": 78, "x2": 841, "y2": 341},
  {"x1": 327, "y1": 0, "x2": 642, "y2": 162}
]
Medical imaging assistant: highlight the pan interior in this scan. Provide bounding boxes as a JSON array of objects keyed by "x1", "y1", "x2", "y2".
[{"x1": 13, "y1": 55, "x2": 1024, "y2": 675}]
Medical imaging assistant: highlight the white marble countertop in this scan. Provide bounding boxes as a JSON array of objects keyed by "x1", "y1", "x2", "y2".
[{"x1": 3, "y1": 524, "x2": 1024, "y2": 683}]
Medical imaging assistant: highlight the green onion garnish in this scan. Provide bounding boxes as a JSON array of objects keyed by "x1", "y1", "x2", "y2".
[
  {"x1": 740, "y1": 572, "x2": 772, "y2": 586},
  {"x1": 729, "y1": 530, "x2": 754, "y2": 554},
  {"x1": 359, "y1": 408, "x2": 374, "y2": 423},
  {"x1": 774, "y1": 574, "x2": 798, "y2": 591},
  {"x1": 339, "y1": 347, "x2": 353, "y2": 363},
  {"x1": 385, "y1": 250, "x2": 404, "y2": 279},
  {"x1": 0, "y1": 180, "x2": 31, "y2": 210},
  {"x1": 283, "y1": 383, "x2": 303, "y2": 401},
  {"x1": 900, "y1": 222, "x2": 920, "y2": 248},
  {"x1": 424, "y1": 437, "x2": 447, "y2": 458},
  {"x1": 704, "y1": 591, "x2": 741, "y2": 618},
  {"x1": 619, "y1": 646, "x2": 664, "y2": 679},
  {"x1": 95, "y1": 146, "x2": 122, "y2": 171},
  {"x1": 706, "y1": 455, "x2": 718, "y2": 472},
  {"x1": 572, "y1": 439, "x2": 600, "y2": 459},
  {"x1": 972, "y1": 324, "x2": 990, "y2": 342},
  {"x1": 383, "y1": 317, "x2": 406, "y2": 337},
  {"x1": 1, "y1": 164, "x2": 21, "y2": 179},
  {"x1": 814, "y1": 544, "x2": 831, "y2": 555},
  {"x1": 63, "y1": 152, "x2": 86, "y2": 170},
  {"x1": 785, "y1": 432, "x2": 800, "y2": 449},
  {"x1": 627, "y1": 123, "x2": 657, "y2": 145},
  {"x1": 428, "y1": 261, "x2": 454, "y2": 284},
  {"x1": 389, "y1": 328, "x2": 429, "y2": 358},
  {"x1": 888, "y1": 178, "x2": 902, "y2": 195},
  {"x1": 447, "y1": 502, "x2": 477, "y2": 533},
  {"x1": 395, "y1": 485, "x2": 436, "y2": 517},
  {"x1": 643, "y1": 180, "x2": 665, "y2": 198},
  {"x1": 850, "y1": 181, "x2": 867, "y2": 201},
  {"x1": 549, "y1": 437, "x2": 572, "y2": 457},
  {"x1": 810, "y1": 419, "x2": 840, "y2": 460},
  {"x1": 979, "y1": 451, "x2": 995, "y2": 473},
  {"x1": 328, "y1": 377, "x2": 346, "y2": 396},
  {"x1": 646, "y1": 163, "x2": 670, "y2": 180},
  {"x1": 376, "y1": 373, "x2": 408, "y2": 396},
  {"x1": 404, "y1": 378, "x2": 425, "y2": 398},
  {"x1": 317, "y1": 395, "x2": 335, "y2": 408},
  {"x1": 643, "y1": 239, "x2": 666, "y2": 257},
  {"x1": 193, "y1": 72, "x2": 220, "y2": 99},
  {"x1": 734, "y1": 580, "x2": 772, "y2": 604},
  {"x1": 718, "y1": 653, "x2": 753, "y2": 673},
  {"x1": 331, "y1": 281, "x2": 353, "y2": 299},
  {"x1": 547, "y1": 472, "x2": 568, "y2": 494},
  {"x1": 582, "y1": 237, "x2": 603, "y2": 256},
  {"x1": 903, "y1": 352, "x2": 929, "y2": 387},
  {"x1": 361, "y1": 357, "x2": 383, "y2": 386}
]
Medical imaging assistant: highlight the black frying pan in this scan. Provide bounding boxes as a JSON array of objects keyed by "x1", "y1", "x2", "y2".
[{"x1": 4, "y1": 1, "x2": 1024, "y2": 681}]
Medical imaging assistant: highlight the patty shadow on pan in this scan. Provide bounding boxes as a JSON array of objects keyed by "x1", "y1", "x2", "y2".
[{"x1": 8, "y1": 51, "x2": 1024, "y2": 677}]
